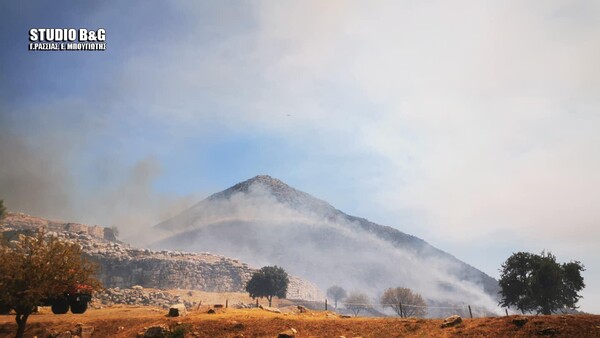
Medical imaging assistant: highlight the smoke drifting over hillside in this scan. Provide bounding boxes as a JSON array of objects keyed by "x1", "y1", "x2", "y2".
[
  {"x1": 0, "y1": 114, "x2": 193, "y2": 239},
  {"x1": 152, "y1": 176, "x2": 501, "y2": 312}
]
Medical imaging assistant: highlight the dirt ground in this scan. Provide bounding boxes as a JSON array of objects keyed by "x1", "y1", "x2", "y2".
[{"x1": 1, "y1": 304, "x2": 600, "y2": 338}]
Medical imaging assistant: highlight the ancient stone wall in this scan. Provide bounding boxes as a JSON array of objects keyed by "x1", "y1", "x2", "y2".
[
  {"x1": 91, "y1": 254, "x2": 253, "y2": 292},
  {"x1": 1, "y1": 213, "x2": 112, "y2": 241},
  {"x1": 1, "y1": 213, "x2": 324, "y2": 301}
]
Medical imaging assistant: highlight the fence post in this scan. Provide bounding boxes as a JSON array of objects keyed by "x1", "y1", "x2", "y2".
[
  {"x1": 256, "y1": 298, "x2": 259, "y2": 307},
  {"x1": 468, "y1": 305, "x2": 473, "y2": 318},
  {"x1": 325, "y1": 299, "x2": 328, "y2": 311},
  {"x1": 226, "y1": 299, "x2": 228, "y2": 309}
]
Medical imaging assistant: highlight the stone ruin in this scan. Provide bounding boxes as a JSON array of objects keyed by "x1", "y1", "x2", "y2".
[{"x1": 0, "y1": 212, "x2": 324, "y2": 302}]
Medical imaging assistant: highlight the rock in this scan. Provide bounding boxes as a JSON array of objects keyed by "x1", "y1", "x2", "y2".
[
  {"x1": 76, "y1": 325, "x2": 94, "y2": 338},
  {"x1": 214, "y1": 304, "x2": 224, "y2": 308},
  {"x1": 297, "y1": 305, "x2": 308, "y2": 313},
  {"x1": 42, "y1": 328, "x2": 58, "y2": 337},
  {"x1": 168, "y1": 303, "x2": 187, "y2": 317},
  {"x1": 208, "y1": 308, "x2": 216, "y2": 314},
  {"x1": 441, "y1": 315, "x2": 462, "y2": 328},
  {"x1": 94, "y1": 287, "x2": 190, "y2": 309},
  {"x1": 340, "y1": 315, "x2": 352, "y2": 318},
  {"x1": 277, "y1": 328, "x2": 297, "y2": 338},
  {"x1": 143, "y1": 325, "x2": 170, "y2": 338},
  {"x1": 232, "y1": 321, "x2": 245, "y2": 330},
  {"x1": 258, "y1": 305, "x2": 281, "y2": 313},
  {"x1": 56, "y1": 332, "x2": 72, "y2": 338},
  {"x1": 132, "y1": 285, "x2": 144, "y2": 290},
  {"x1": 512, "y1": 317, "x2": 528, "y2": 327},
  {"x1": 539, "y1": 327, "x2": 558, "y2": 336}
]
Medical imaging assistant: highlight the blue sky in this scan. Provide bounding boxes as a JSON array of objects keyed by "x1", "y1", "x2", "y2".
[{"x1": 1, "y1": 1, "x2": 599, "y2": 313}]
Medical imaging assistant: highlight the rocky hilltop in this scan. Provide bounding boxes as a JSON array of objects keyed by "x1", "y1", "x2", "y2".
[
  {"x1": 155, "y1": 175, "x2": 501, "y2": 311},
  {"x1": 0, "y1": 212, "x2": 323, "y2": 302}
]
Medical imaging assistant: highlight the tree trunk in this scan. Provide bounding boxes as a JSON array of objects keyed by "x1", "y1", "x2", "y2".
[
  {"x1": 399, "y1": 302, "x2": 404, "y2": 318},
  {"x1": 267, "y1": 296, "x2": 272, "y2": 307},
  {"x1": 15, "y1": 312, "x2": 30, "y2": 338}
]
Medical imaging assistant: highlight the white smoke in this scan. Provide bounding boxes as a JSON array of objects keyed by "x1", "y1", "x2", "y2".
[{"x1": 149, "y1": 181, "x2": 501, "y2": 314}]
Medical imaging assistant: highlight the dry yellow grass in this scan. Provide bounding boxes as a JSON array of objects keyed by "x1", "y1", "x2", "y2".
[{"x1": 1, "y1": 305, "x2": 599, "y2": 338}]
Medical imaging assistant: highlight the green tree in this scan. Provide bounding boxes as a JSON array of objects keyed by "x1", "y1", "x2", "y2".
[
  {"x1": 0, "y1": 200, "x2": 6, "y2": 219},
  {"x1": 245, "y1": 265, "x2": 289, "y2": 307},
  {"x1": 499, "y1": 251, "x2": 585, "y2": 315},
  {"x1": 380, "y1": 287, "x2": 427, "y2": 318},
  {"x1": 345, "y1": 292, "x2": 371, "y2": 317},
  {"x1": 561, "y1": 261, "x2": 586, "y2": 311},
  {"x1": 326, "y1": 285, "x2": 347, "y2": 309},
  {"x1": 0, "y1": 231, "x2": 101, "y2": 338}
]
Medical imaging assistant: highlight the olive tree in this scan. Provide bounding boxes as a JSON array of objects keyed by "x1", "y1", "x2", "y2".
[
  {"x1": 499, "y1": 251, "x2": 585, "y2": 315},
  {"x1": 380, "y1": 287, "x2": 427, "y2": 318},
  {"x1": 345, "y1": 292, "x2": 371, "y2": 317},
  {"x1": 326, "y1": 285, "x2": 347, "y2": 309},
  {"x1": 0, "y1": 231, "x2": 101, "y2": 338},
  {"x1": 246, "y1": 265, "x2": 289, "y2": 307}
]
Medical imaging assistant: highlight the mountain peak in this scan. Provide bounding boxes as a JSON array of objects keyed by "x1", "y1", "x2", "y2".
[
  {"x1": 206, "y1": 175, "x2": 334, "y2": 215},
  {"x1": 247, "y1": 174, "x2": 285, "y2": 186},
  {"x1": 209, "y1": 174, "x2": 291, "y2": 198},
  {"x1": 154, "y1": 174, "x2": 501, "y2": 307}
]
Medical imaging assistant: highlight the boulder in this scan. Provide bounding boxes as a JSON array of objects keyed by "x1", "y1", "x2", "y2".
[
  {"x1": 168, "y1": 303, "x2": 187, "y2": 317},
  {"x1": 278, "y1": 328, "x2": 297, "y2": 338},
  {"x1": 512, "y1": 317, "x2": 528, "y2": 328},
  {"x1": 75, "y1": 325, "x2": 94, "y2": 338},
  {"x1": 539, "y1": 327, "x2": 559, "y2": 336},
  {"x1": 143, "y1": 325, "x2": 170, "y2": 338},
  {"x1": 441, "y1": 315, "x2": 462, "y2": 328},
  {"x1": 231, "y1": 321, "x2": 245, "y2": 330},
  {"x1": 258, "y1": 305, "x2": 281, "y2": 313}
]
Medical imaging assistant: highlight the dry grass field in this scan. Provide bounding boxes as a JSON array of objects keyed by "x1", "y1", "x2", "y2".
[{"x1": 1, "y1": 304, "x2": 599, "y2": 338}]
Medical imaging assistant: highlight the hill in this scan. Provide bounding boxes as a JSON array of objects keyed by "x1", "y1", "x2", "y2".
[
  {"x1": 0, "y1": 212, "x2": 322, "y2": 301},
  {"x1": 153, "y1": 175, "x2": 500, "y2": 312}
]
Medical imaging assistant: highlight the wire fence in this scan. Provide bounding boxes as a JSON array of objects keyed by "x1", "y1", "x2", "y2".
[
  {"x1": 215, "y1": 298, "x2": 508, "y2": 318},
  {"x1": 293, "y1": 299, "x2": 508, "y2": 318},
  {"x1": 341, "y1": 302, "x2": 460, "y2": 309}
]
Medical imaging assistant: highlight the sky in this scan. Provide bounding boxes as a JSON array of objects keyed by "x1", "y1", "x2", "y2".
[{"x1": 1, "y1": 1, "x2": 599, "y2": 313}]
